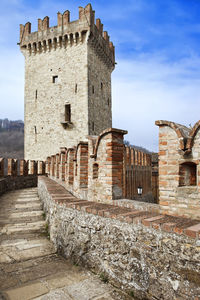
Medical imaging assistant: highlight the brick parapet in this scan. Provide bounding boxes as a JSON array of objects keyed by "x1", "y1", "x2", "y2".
[
  {"x1": 0, "y1": 157, "x2": 46, "y2": 178},
  {"x1": 47, "y1": 128, "x2": 128, "y2": 203},
  {"x1": 156, "y1": 120, "x2": 200, "y2": 219},
  {"x1": 39, "y1": 176, "x2": 200, "y2": 240},
  {"x1": 59, "y1": 147, "x2": 67, "y2": 181},
  {"x1": 0, "y1": 158, "x2": 4, "y2": 177},
  {"x1": 65, "y1": 148, "x2": 75, "y2": 186},
  {"x1": 38, "y1": 175, "x2": 200, "y2": 299}
]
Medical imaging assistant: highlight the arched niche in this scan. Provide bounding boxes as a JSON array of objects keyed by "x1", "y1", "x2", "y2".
[{"x1": 179, "y1": 162, "x2": 197, "y2": 186}]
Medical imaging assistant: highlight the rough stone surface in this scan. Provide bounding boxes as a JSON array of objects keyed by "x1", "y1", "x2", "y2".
[
  {"x1": 0, "y1": 187, "x2": 131, "y2": 300},
  {"x1": 38, "y1": 176, "x2": 200, "y2": 300}
]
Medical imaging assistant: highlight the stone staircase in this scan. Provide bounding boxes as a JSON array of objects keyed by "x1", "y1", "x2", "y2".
[{"x1": 0, "y1": 188, "x2": 127, "y2": 300}]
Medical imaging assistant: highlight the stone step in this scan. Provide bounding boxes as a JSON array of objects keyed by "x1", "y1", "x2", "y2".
[
  {"x1": 0, "y1": 232, "x2": 47, "y2": 243},
  {"x1": 0, "y1": 207, "x2": 44, "y2": 214},
  {"x1": 2, "y1": 270, "x2": 116, "y2": 300},
  {"x1": 15, "y1": 198, "x2": 40, "y2": 202},
  {"x1": 0, "y1": 201, "x2": 41, "y2": 209},
  {"x1": 0, "y1": 216, "x2": 44, "y2": 225},
  {"x1": 0, "y1": 220, "x2": 46, "y2": 235},
  {"x1": 0, "y1": 238, "x2": 56, "y2": 264},
  {"x1": 0, "y1": 210, "x2": 43, "y2": 219}
]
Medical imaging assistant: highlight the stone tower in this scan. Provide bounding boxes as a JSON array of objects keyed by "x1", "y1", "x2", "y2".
[{"x1": 19, "y1": 4, "x2": 115, "y2": 161}]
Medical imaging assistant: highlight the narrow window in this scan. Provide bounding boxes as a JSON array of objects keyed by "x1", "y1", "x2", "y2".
[
  {"x1": 93, "y1": 163, "x2": 99, "y2": 179},
  {"x1": 92, "y1": 122, "x2": 95, "y2": 131},
  {"x1": 52, "y1": 76, "x2": 58, "y2": 83},
  {"x1": 65, "y1": 104, "x2": 71, "y2": 123},
  {"x1": 34, "y1": 126, "x2": 37, "y2": 143},
  {"x1": 107, "y1": 98, "x2": 110, "y2": 106},
  {"x1": 92, "y1": 86, "x2": 95, "y2": 94},
  {"x1": 101, "y1": 82, "x2": 103, "y2": 90},
  {"x1": 75, "y1": 84, "x2": 77, "y2": 94},
  {"x1": 35, "y1": 90, "x2": 37, "y2": 100}
]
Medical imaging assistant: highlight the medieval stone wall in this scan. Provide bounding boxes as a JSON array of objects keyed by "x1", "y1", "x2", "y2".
[
  {"x1": 23, "y1": 40, "x2": 89, "y2": 161},
  {"x1": 38, "y1": 176, "x2": 200, "y2": 300},
  {"x1": 88, "y1": 44, "x2": 112, "y2": 135},
  {"x1": 20, "y1": 4, "x2": 115, "y2": 161}
]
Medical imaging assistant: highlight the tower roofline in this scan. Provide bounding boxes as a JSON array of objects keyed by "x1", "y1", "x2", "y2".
[{"x1": 19, "y1": 3, "x2": 115, "y2": 68}]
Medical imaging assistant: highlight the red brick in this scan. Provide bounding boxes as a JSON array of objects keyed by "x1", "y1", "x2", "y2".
[
  {"x1": 142, "y1": 215, "x2": 164, "y2": 227},
  {"x1": 185, "y1": 223, "x2": 200, "y2": 238},
  {"x1": 162, "y1": 222, "x2": 176, "y2": 232}
]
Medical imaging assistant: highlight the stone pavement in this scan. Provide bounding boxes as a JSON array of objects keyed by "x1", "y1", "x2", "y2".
[{"x1": 0, "y1": 188, "x2": 130, "y2": 300}]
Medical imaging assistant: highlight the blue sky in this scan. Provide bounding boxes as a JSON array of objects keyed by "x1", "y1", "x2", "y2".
[{"x1": 0, "y1": 0, "x2": 200, "y2": 151}]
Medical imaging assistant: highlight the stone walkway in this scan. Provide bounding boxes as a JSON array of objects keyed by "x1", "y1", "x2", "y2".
[{"x1": 0, "y1": 188, "x2": 129, "y2": 300}]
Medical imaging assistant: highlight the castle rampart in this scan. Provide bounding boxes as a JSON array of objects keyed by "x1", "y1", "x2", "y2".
[
  {"x1": 20, "y1": 4, "x2": 115, "y2": 69},
  {"x1": 38, "y1": 176, "x2": 200, "y2": 300}
]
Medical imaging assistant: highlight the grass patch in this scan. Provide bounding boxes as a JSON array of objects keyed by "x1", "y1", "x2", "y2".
[
  {"x1": 44, "y1": 223, "x2": 50, "y2": 239},
  {"x1": 129, "y1": 290, "x2": 135, "y2": 298},
  {"x1": 99, "y1": 272, "x2": 109, "y2": 283}
]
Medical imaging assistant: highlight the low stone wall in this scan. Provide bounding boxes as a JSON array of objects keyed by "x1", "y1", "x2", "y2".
[
  {"x1": 38, "y1": 177, "x2": 200, "y2": 300},
  {"x1": 0, "y1": 175, "x2": 37, "y2": 196}
]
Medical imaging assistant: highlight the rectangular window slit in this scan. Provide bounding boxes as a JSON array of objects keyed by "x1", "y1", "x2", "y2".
[
  {"x1": 52, "y1": 76, "x2": 58, "y2": 83},
  {"x1": 65, "y1": 104, "x2": 71, "y2": 123}
]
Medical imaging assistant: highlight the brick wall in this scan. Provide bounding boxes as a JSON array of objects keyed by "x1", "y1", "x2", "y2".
[
  {"x1": 0, "y1": 158, "x2": 46, "y2": 178},
  {"x1": 48, "y1": 128, "x2": 127, "y2": 203},
  {"x1": 0, "y1": 157, "x2": 46, "y2": 196},
  {"x1": 156, "y1": 120, "x2": 200, "y2": 219}
]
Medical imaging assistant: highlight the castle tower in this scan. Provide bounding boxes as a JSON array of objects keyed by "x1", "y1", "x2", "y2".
[{"x1": 19, "y1": 4, "x2": 115, "y2": 161}]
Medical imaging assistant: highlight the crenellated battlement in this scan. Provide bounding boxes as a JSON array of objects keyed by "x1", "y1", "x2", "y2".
[{"x1": 19, "y1": 3, "x2": 115, "y2": 67}]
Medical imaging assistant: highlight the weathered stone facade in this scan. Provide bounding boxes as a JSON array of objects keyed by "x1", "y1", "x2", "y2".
[
  {"x1": 156, "y1": 120, "x2": 200, "y2": 219},
  {"x1": 38, "y1": 177, "x2": 200, "y2": 300},
  {"x1": 19, "y1": 4, "x2": 115, "y2": 161}
]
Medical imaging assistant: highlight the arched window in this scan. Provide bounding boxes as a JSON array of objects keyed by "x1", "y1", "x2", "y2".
[{"x1": 179, "y1": 162, "x2": 197, "y2": 186}]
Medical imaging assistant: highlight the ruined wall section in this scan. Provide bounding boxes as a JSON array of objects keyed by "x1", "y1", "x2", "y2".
[
  {"x1": 158, "y1": 126, "x2": 180, "y2": 214},
  {"x1": 156, "y1": 120, "x2": 200, "y2": 219}
]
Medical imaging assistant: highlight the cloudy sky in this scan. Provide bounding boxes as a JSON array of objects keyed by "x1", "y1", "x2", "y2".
[{"x1": 0, "y1": 0, "x2": 200, "y2": 151}]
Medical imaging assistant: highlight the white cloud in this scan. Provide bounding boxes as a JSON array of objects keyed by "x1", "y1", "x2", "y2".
[
  {"x1": 0, "y1": 50, "x2": 24, "y2": 120},
  {"x1": 112, "y1": 55, "x2": 200, "y2": 152}
]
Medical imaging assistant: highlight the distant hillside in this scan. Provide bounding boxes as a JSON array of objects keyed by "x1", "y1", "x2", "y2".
[
  {"x1": 0, "y1": 118, "x2": 24, "y2": 132},
  {"x1": 124, "y1": 140, "x2": 151, "y2": 154},
  {"x1": 0, "y1": 119, "x2": 24, "y2": 159}
]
